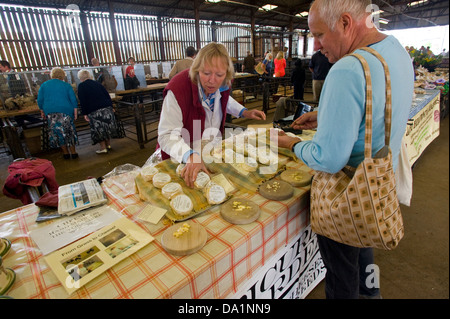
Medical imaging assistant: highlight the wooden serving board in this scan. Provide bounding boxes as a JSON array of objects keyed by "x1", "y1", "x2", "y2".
[
  {"x1": 220, "y1": 198, "x2": 260, "y2": 225},
  {"x1": 280, "y1": 168, "x2": 313, "y2": 187},
  {"x1": 161, "y1": 222, "x2": 207, "y2": 256},
  {"x1": 258, "y1": 179, "x2": 294, "y2": 201}
]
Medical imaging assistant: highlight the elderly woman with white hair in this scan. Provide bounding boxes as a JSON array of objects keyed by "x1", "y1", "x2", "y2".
[
  {"x1": 77, "y1": 69, "x2": 124, "y2": 154},
  {"x1": 37, "y1": 67, "x2": 79, "y2": 159}
]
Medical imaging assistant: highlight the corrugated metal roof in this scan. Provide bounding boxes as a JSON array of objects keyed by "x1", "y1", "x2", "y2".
[{"x1": 0, "y1": 0, "x2": 448, "y2": 30}]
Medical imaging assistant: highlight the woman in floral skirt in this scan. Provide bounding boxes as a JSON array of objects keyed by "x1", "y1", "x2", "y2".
[
  {"x1": 37, "y1": 67, "x2": 79, "y2": 159},
  {"x1": 77, "y1": 69, "x2": 124, "y2": 154}
]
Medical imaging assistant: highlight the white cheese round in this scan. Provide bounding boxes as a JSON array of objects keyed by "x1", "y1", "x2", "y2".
[
  {"x1": 162, "y1": 182, "x2": 183, "y2": 199},
  {"x1": 152, "y1": 172, "x2": 171, "y2": 188},
  {"x1": 242, "y1": 157, "x2": 258, "y2": 172},
  {"x1": 205, "y1": 183, "x2": 227, "y2": 205},
  {"x1": 170, "y1": 194, "x2": 194, "y2": 216},
  {"x1": 141, "y1": 166, "x2": 159, "y2": 182},
  {"x1": 176, "y1": 163, "x2": 185, "y2": 177},
  {"x1": 194, "y1": 171, "x2": 210, "y2": 189}
]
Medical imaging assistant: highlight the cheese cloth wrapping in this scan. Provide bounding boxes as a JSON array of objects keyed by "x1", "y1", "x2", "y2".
[
  {"x1": 135, "y1": 157, "x2": 286, "y2": 221},
  {"x1": 205, "y1": 161, "x2": 286, "y2": 193},
  {"x1": 135, "y1": 160, "x2": 216, "y2": 221}
]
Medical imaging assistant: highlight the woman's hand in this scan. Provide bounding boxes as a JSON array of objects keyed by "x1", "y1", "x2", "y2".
[
  {"x1": 291, "y1": 111, "x2": 318, "y2": 130},
  {"x1": 84, "y1": 115, "x2": 90, "y2": 122},
  {"x1": 181, "y1": 153, "x2": 210, "y2": 188},
  {"x1": 242, "y1": 109, "x2": 266, "y2": 121}
]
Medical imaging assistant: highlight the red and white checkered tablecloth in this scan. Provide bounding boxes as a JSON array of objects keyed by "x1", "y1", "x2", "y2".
[{"x1": 0, "y1": 160, "x2": 313, "y2": 299}]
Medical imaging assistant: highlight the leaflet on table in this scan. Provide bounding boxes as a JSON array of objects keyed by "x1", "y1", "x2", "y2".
[
  {"x1": 45, "y1": 217, "x2": 154, "y2": 295},
  {"x1": 58, "y1": 178, "x2": 107, "y2": 216},
  {"x1": 29, "y1": 205, "x2": 123, "y2": 256}
]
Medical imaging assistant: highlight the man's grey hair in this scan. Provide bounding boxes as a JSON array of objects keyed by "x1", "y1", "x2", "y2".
[{"x1": 310, "y1": 0, "x2": 373, "y2": 30}]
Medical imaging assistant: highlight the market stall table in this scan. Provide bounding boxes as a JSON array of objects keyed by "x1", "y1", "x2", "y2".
[{"x1": 0, "y1": 149, "x2": 325, "y2": 299}]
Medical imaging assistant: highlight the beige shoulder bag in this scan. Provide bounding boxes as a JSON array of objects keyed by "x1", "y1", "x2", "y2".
[{"x1": 310, "y1": 47, "x2": 404, "y2": 250}]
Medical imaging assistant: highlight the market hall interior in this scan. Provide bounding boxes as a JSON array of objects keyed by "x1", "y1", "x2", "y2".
[{"x1": 0, "y1": 103, "x2": 448, "y2": 299}]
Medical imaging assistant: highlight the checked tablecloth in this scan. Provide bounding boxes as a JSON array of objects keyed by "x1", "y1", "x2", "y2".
[{"x1": 0, "y1": 159, "x2": 314, "y2": 299}]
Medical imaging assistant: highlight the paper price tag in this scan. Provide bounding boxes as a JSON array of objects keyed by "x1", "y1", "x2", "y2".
[{"x1": 137, "y1": 204, "x2": 167, "y2": 224}]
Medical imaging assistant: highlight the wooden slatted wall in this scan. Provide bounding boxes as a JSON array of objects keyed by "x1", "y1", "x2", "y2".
[
  {"x1": 0, "y1": 5, "x2": 88, "y2": 71},
  {"x1": 0, "y1": 4, "x2": 300, "y2": 71}
]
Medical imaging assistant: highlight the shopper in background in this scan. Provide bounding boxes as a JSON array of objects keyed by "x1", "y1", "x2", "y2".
[
  {"x1": 273, "y1": 51, "x2": 287, "y2": 77},
  {"x1": 37, "y1": 67, "x2": 79, "y2": 159},
  {"x1": 91, "y1": 58, "x2": 100, "y2": 67},
  {"x1": 309, "y1": 50, "x2": 333, "y2": 102},
  {"x1": 0, "y1": 60, "x2": 11, "y2": 73},
  {"x1": 276, "y1": 0, "x2": 414, "y2": 299},
  {"x1": 124, "y1": 56, "x2": 143, "y2": 104},
  {"x1": 77, "y1": 69, "x2": 124, "y2": 155},
  {"x1": 157, "y1": 42, "x2": 266, "y2": 187},
  {"x1": 291, "y1": 59, "x2": 306, "y2": 100},
  {"x1": 169, "y1": 46, "x2": 197, "y2": 79},
  {"x1": 262, "y1": 53, "x2": 273, "y2": 77},
  {"x1": 242, "y1": 51, "x2": 256, "y2": 74},
  {"x1": 0, "y1": 60, "x2": 26, "y2": 97},
  {"x1": 124, "y1": 57, "x2": 140, "y2": 90}
]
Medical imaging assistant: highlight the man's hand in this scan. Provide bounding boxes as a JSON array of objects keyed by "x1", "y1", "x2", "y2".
[
  {"x1": 291, "y1": 111, "x2": 318, "y2": 130},
  {"x1": 275, "y1": 130, "x2": 302, "y2": 150}
]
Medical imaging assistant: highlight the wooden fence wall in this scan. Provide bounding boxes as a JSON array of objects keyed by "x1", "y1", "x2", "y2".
[{"x1": 0, "y1": 4, "x2": 301, "y2": 71}]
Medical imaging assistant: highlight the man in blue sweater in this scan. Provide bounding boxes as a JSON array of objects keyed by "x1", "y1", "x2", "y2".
[{"x1": 276, "y1": 0, "x2": 414, "y2": 298}]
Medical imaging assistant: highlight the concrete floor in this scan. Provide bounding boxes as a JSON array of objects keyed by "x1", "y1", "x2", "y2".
[{"x1": 1, "y1": 101, "x2": 448, "y2": 299}]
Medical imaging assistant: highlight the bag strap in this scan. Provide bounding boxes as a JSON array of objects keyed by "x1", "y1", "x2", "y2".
[{"x1": 348, "y1": 47, "x2": 392, "y2": 158}]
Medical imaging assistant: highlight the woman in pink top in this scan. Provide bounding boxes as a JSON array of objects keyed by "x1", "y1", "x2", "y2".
[{"x1": 274, "y1": 51, "x2": 287, "y2": 77}]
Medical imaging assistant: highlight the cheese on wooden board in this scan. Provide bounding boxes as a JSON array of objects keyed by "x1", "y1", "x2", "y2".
[
  {"x1": 220, "y1": 198, "x2": 260, "y2": 224},
  {"x1": 280, "y1": 169, "x2": 313, "y2": 187},
  {"x1": 258, "y1": 179, "x2": 294, "y2": 201},
  {"x1": 161, "y1": 222, "x2": 207, "y2": 256}
]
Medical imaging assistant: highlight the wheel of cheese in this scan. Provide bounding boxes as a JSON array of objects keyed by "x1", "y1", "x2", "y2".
[
  {"x1": 170, "y1": 194, "x2": 194, "y2": 216},
  {"x1": 141, "y1": 166, "x2": 159, "y2": 182},
  {"x1": 176, "y1": 163, "x2": 185, "y2": 176},
  {"x1": 280, "y1": 169, "x2": 313, "y2": 187},
  {"x1": 152, "y1": 172, "x2": 171, "y2": 188},
  {"x1": 220, "y1": 198, "x2": 260, "y2": 224},
  {"x1": 161, "y1": 222, "x2": 207, "y2": 256},
  {"x1": 242, "y1": 157, "x2": 258, "y2": 172},
  {"x1": 194, "y1": 171, "x2": 210, "y2": 189},
  {"x1": 162, "y1": 182, "x2": 183, "y2": 199},
  {"x1": 204, "y1": 182, "x2": 227, "y2": 205},
  {"x1": 258, "y1": 180, "x2": 293, "y2": 201}
]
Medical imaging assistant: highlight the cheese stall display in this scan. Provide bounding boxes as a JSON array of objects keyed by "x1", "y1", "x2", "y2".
[{"x1": 0, "y1": 124, "x2": 324, "y2": 299}]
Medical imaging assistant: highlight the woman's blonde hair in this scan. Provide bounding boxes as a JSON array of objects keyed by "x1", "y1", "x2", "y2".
[
  {"x1": 275, "y1": 51, "x2": 284, "y2": 60},
  {"x1": 189, "y1": 42, "x2": 235, "y2": 86},
  {"x1": 51, "y1": 67, "x2": 66, "y2": 80},
  {"x1": 77, "y1": 69, "x2": 93, "y2": 82}
]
